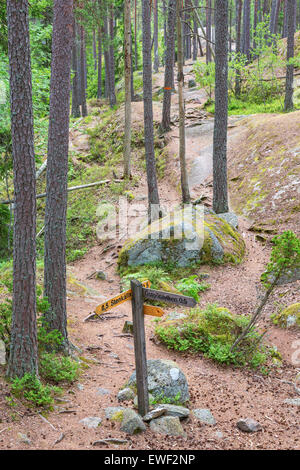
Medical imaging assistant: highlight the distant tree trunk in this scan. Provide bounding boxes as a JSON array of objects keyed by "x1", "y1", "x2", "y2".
[
  {"x1": 124, "y1": 0, "x2": 132, "y2": 177},
  {"x1": 80, "y1": 24, "x2": 87, "y2": 116},
  {"x1": 142, "y1": 0, "x2": 161, "y2": 222},
  {"x1": 284, "y1": 0, "x2": 295, "y2": 111},
  {"x1": 192, "y1": 0, "x2": 199, "y2": 60},
  {"x1": 253, "y1": 0, "x2": 259, "y2": 53},
  {"x1": 235, "y1": 0, "x2": 242, "y2": 97},
  {"x1": 213, "y1": 0, "x2": 229, "y2": 214},
  {"x1": 177, "y1": 0, "x2": 190, "y2": 203},
  {"x1": 108, "y1": 3, "x2": 116, "y2": 107},
  {"x1": 206, "y1": 0, "x2": 212, "y2": 63},
  {"x1": 6, "y1": 0, "x2": 38, "y2": 379},
  {"x1": 154, "y1": 0, "x2": 160, "y2": 72},
  {"x1": 93, "y1": 30, "x2": 97, "y2": 70},
  {"x1": 71, "y1": 22, "x2": 81, "y2": 117},
  {"x1": 161, "y1": 0, "x2": 176, "y2": 133},
  {"x1": 102, "y1": 13, "x2": 110, "y2": 99},
  {"x1": 43, "y1": 0, "x2": 74, "y2": 351},
  {"x1": 242, "y1": 0, "x2": 251, "y2": 62},
  {"x1": 134, "y1": 0, "x2": 138, "y2": 70},
  {"x1": 283, "y1": 0, "x2": 288, "y2": 38},
  {"x1": 97, "y1": 28, "x2": 102, "y2": 99}
]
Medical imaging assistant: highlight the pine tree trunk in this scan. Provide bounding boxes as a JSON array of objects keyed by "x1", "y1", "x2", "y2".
[
  {"x1": 235, "y1": 0, "x2": 242, "y2": 97},
  {"x1": 80, "y1": 24, "x2": 88, "y2": 116},
  {"x1": 6, "y1": 0, "x2": 38, "y2": 379},
  {"x1": 177, "y1": 0, "x2": 190, "y2": 203},
  {"x1": 206, "y1": 0, "x2": 212, "y2": 63},
  {"x1": 97, "y1": 28, "x2": 102, "y2": 99},
  {"x1": 213, "y1": 0, "x2": 229, "y2": 214},
  {"x1": 109, "y1": 3, "x2": 117, "y2": 107},
  {"x1": 192, "y1": 0, "x2": 199, "y2": 60},
  {"x1": 284, "y1": 0, "x2": 295, "y2": 111},
  {"x1": 154, "y1": 0, "x2": 160, "y2": 72},
  {"x1": 43, "y1": 0, "x2": 74, "y2": 351},
  {"x1": 124, "y1": 0, "x2": 132, "y2": 177},
  {"x1": 142, "y1": 0, "x2": 161, "y2": 222},
  {"x1": 72, "y1": 21, "x2": 81, "y2": 117},
  {"x1": 242, "y1": 0, "x2": 251, "y2": 62},
  {"x1": 161, "y1": 0, "x2": 177, "y2": 132}
]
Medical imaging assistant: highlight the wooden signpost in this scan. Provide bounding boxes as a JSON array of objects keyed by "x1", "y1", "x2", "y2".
[{"x1": 89, "y1": 278, "x2": 196, "y2": 416}]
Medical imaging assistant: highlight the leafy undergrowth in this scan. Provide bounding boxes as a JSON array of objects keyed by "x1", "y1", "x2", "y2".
[{"x1": 155, "y1": 304, "x2": 281, "y2": 373}]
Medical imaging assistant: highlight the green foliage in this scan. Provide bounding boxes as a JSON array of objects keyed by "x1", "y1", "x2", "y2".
[
  {"x1": 193, "y1": 61, "x2": 215, "y2": 99},
  {"x1": 39, "y1": 353, "x2": 80, "y2": 384},
  {"x1": 10, "y1": 373, "x2": 61, "y2": 408},
  {"x1": 0, "y1": 204, "x2": 11, "y2": 259},
  {"x1": 175, "y1": 275, "x2": 210, "y2": 302},
  {"x1": 149, "y1": 391, "x2": 183, "y2": 406},
  {"x1": 261, "y1": 231, "x2": 300, "y2": 287},
  {"x1": 155, "y1": 304, "x2": 270, "y2": 369},
  {"x1": 121, "y1": 266, "x2": 172, "y2": 290}
]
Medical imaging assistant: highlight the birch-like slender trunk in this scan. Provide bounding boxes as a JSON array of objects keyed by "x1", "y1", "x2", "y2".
[
  {"x1": 161, "y1": 0, "x2": 176, "y2": 132},
  {"x1": 284, "y1": 0, "x2": 296, "y2": 111}
]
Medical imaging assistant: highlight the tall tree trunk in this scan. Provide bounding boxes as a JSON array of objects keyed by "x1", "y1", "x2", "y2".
[
  {"x1": 71, "y1": 22, "x2": 81, "y2": 117},
  {"x1": 192, "y1": 0, "x2": 199, "y2": 60},
  {"x1": 80, "y1": 24, "x2": 88, "y2": 116},
  {"x1": 142, "y1": 0, "x2": 161, "y2": 222},
  {"x1": 177, "y1": 0, "x2": 190, "y2": 203},
  {"x1": 43, "y1": 0, "x2": 74, "y2": 351},
  {"x1": 93, "y1": 30, "x2": 97, "y2": 70},
  {"x1": 206, "y1": 0, "x2": 212, "y2": 63},
  {"x1": 124, "y1": 0, "x2": 132, "y2": 177},
  {"x1": 134, "y1": 0, "x2": 138, "y2": 70},
  {"x1": 235, "y1": 0, "x2": 242, "y2": 97},
  {"x1": 213, "y1": 0, "x2": 229, "y2": 214},
  {"x1": 242, "y1": 0, "x2": 251, "y2": 62},
  {"x1": 97, "y1": 28, "x2": 102, "y2": 99},
  {"x1": 284, "y1": 0, "x2": 296, "y2": 111},
  {"x1": 6, "y1": 0, "x2": 38, "y2": 379},
  {"x1": 109, "y1": 3, "x2": 117, "y2": 107},
  {"x1": 154, "y1": 0, "x2": 160, "y2": 72},
  {"x1": 161, "y1": 0, "x2": 177, "y2": 133}
]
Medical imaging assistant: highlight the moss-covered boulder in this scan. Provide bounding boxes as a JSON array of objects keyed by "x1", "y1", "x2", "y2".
[
  {"x1": 118, "y1": 206, "x2": 245, "y2": 268},
  {"x1": 271, "y1": 303, "x2": 300, "y2": 329}
]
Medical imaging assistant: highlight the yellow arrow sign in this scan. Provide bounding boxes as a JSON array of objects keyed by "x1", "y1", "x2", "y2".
[
  {"x1": 143, "y1": 305, "x2": 164, "y2": 317},
  {"x1": 94, "y1": 280, "x2": 151, "y2": 316}
]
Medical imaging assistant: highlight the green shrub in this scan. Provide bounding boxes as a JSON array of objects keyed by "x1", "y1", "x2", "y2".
[
  {"x1": 10, "y1": 373, "x2": 61, "y2": 408},
  {"x1": 175, "y1": 275, "x2": 210, "y2": 302},
  {"x1": 155, "y1": 303, "x2": 270, "y2": 369},
  {"x1": 39, "y1": 353, "x2": 80, "y2": 384}
]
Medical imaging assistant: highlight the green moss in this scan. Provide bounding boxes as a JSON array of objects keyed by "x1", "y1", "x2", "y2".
[{"x1": 271, "y1": 303, "x2": 300, "y2": 329}]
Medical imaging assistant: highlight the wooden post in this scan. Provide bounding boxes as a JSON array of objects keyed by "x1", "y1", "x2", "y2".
[{"x1": 131, "y1": 279, "x2": 149, "y2": 416}]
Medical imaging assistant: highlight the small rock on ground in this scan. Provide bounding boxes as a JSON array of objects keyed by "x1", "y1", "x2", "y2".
[
  {"x1": 192, "y1": 408, "x2": 216, "y2": 425},
  {"x1": 79, "y1": 417, "x2": 102, "y2": 429},
  {"x1": 149, "y1": 416, "x2": 186, "y2": 437},
  {"x1": 237, "y1": 418, "x2": 262, "y2": 433}
]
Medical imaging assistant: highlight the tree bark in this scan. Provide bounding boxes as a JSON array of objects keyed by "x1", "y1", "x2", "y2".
[
  {"x1": 177, "y1": 0, "x2": 190, "y2": 203},
  {"x1": 124, "y1": 0, "x2": 132, "y2": 177},
  {"x1": 153, "y1": 0, "x2": 160, "y2": 72},
  {"x1": 235, "y1": 0, "x2": 242, "y2": 97},
  {"x1": 6, "y1": 0, "x2": 38, "y2": 378},
  {"x1": 142, "y1": 0, "x2": 161, "y2": 222},
  {"x1": 213, "y1": 0, "x2": 229, "y2": 214},
  {"x1": 80, "y1": 24, "x2": 88, "y2": 116},
  {"x1": 71, "y1": 21, "x2": 81, "y2": 117},
  {"x1": 206, "y1": 0, "x2": 212, "y2": 63},
  {"x1": 108, "y1": 2, "x2": 117, "y2": 107},
  {"x1": 161, "y1": 0, "x2": 177, "y2": 133},
  {"x1": 284, "y1": 0, "x2": 296, "y2": 111},
  {"x1": 97, "y1": 28, "x2": 102, "y2": 99},
  {"x1": 43, "y1": 0, "x2": 74, "y2": 351}
]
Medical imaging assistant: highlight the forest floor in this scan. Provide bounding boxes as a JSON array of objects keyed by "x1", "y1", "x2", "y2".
[{"x1": 0, "y1": 62, "x2": 299, "y2": 451}]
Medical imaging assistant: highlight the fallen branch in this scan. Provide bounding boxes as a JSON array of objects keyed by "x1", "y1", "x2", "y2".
[{"x1": 0, "y1": 179, "x2": 122, "y2": 205}]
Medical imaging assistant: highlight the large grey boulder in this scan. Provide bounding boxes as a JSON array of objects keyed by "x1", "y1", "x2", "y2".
[
  {"x1": 127, "y1": 359, "x2": 189, "y2": 404},
  {"x1": 118, "y1": 206, "x2": 245, "y2": 268}
]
